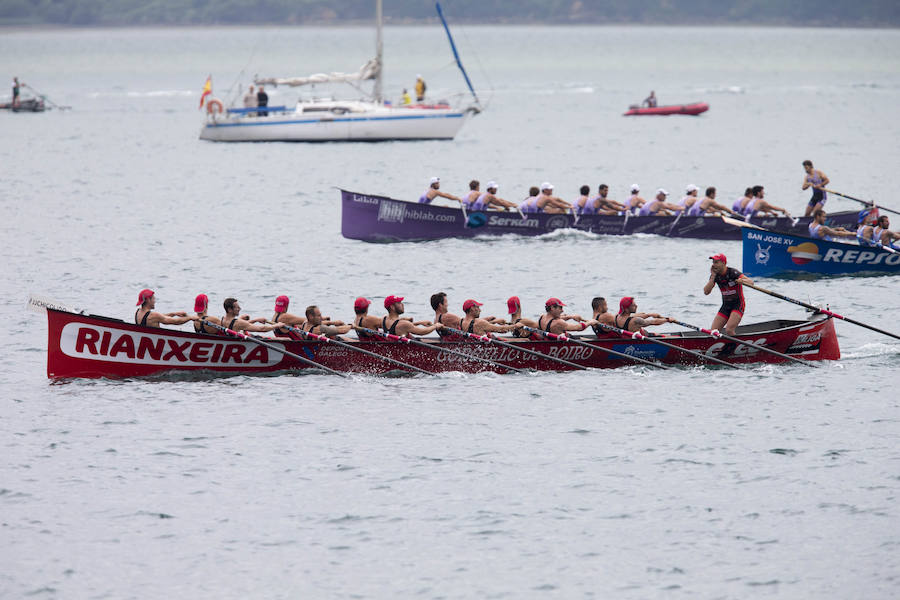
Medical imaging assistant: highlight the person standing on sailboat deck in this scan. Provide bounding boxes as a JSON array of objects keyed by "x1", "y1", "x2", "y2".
[
  {"x1": 415, "y1": 75, "x2": 426, "y2": 102},
  {"x1": 12, "y1": 77, "x2": 21, "y2": 107},
  {"x1": 401, "y1": 89, "x2": 412, "y2": 105},
  {"x1": 419, "y1": 177, "x2": 462, "y2": 204},
  {"x1": 256, "y1": 86, "x2": 268, "y2": 117},
  {"x1": 243, "y1": 85, "x2": 257, "y2": 110}
]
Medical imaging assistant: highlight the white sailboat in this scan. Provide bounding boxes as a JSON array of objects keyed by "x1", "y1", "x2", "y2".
[{"x1": 199, "y1": 1, "x2": 481, "y2": 143}]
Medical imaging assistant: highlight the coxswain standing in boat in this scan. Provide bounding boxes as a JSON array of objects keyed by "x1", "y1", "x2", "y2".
[
  {"x1": 642, "y1": 90, "x2": 657, "y2": 108},
  {"x1": 271, "y1": 295, "x2": 307, "y2": 339},
  {"x1": 419, "y1": 177, "x2": 462, "y2": 205},
  {"x1": 802, "y1": 160, "x2": 830, "y2": 217},
  {"x1": 134, "y1": 288, "x2": 197, "y2": 328},
  {"x1": 614, "y1": 297, "x2": 674, "y2": 335},
  {"x1": 743, "y1": 185, "x2": 790, "y2": 218},
  {"x1": 468, "y1": 181, "x2": 518, "y2": 211},
  {"x1": 689, "y1": 187, "x2": 742, "y2": 217},
  {"x1": 382, "y1": 295, "x2": 443, "y2": 338},
  {"x1": 623, "y1": 184, "x2": 646, "y2": 214},
  {"x1": 638, "y1": 189, "x2": 682, "y2": 216},
  {"x1": 459, "y1": 299, "x2": 521, "y2": 337},
  {"x1": 193, "y1": 293, "x2": 221, "y2": 334},
  {"x1": 534, "y1": 298, "x2": 597, "y2": 338},
  {"x1": 703, "y1": 254, "x2": 752, "y2": 336},
  {"x1": 808, "y1": 209, "x2": 855, "y2": 241},
  {"x1": 220, "y1": 297, "x2": 279, "y2": 334}
]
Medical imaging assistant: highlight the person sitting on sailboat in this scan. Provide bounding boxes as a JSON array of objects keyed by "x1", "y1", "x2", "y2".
[
  {"x1": 419, "y1": 177, "x2": 463, "y2": 204},
  {"x1": 466, "y1": 181, "x2": 518, "y2": 212},
  {"x1": 401, "y1": 89, "x2": 412, "y2": 105}
]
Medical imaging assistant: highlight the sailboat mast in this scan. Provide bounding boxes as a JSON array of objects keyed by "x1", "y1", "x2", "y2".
[{"x1": 374, "y1": 0, "x2": 383, "y2": 104}]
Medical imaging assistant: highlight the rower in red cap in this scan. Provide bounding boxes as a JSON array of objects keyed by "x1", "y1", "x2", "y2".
[
  {"x1": 459, "y1": 299, "x2": 521, "y2": 337},
  {"x1": 352, "y1": 297, "x2": 383, "y2": 341},
  {"x1": 703, "y1": 253, "x2": 753, "y2": 336},
  {"x1": 534, "y1": 297, "x2": 598, "y2": 338},
  {"x1": 271, "y1": 295, "x2": 308, "y2": 340},
  {"x1": 134, "y1": 288, "x2": 196, "y2": 328},
  {"x1": 192, "y1": 293, "x2": 221, "y2": 334},
  {"x1": 382, "y1": 295, "x2": 443, "y2": 338},
  {"x1": 614, "y1": 296, "x2": 673, "y2": 334},
  {"x1": 506, "y1": 296, "x2": 537, "y2": 339}
]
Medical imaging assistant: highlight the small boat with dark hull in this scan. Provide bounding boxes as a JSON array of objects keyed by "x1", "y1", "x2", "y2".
[
  {"x1": 0, "y1": 98, "x2": 46, "y2": 112},
  {"x1": 624, "y1": 102, "x2": 709, "y2": 116},
  {"x1": 340, "y1": 189, "x2": 859, "y2": 242},
  {"x1": 46, "y1": 308, "x2": 839, "y2": 379}
]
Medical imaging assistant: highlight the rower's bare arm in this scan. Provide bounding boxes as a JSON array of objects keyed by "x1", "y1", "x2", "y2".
[
  {"x1": 737, "y1": 274, "x2": 754, "y2": 286},
  {"x1": 563, "y1": 313, "x2": 585, "y2": 321},
  {"x1": 401, "y1": 322, "x2": 439, "y2": 336},
  {"x1": 437, "y1": 191, "x2": 461, "y2": 202},
  {"x1": 703, "y1": 273, "x2": 716, "y2": 295},
  {"x1": 820, "y1": 172, "x2": 830, "y2": 187},
  {"x1": 245, "y1": 322, "x2": 278, "y2": 333},
  {"x1": 157, "y1": 313, "x2": 195, "y2": 326}
]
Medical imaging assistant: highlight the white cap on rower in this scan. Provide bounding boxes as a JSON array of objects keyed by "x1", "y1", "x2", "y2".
[
  {"x1": 486, "y1": 180, "x2": 498, "y2": 191},
  {"x1": 686, "y1": 184, "x2": 699, "y2": 193},
  {"x1": 540, "y1": 181, "x2": 553, "y2": 191},
  {"x1": 657, "y1": 188, "x2": 669, "y2": 196},
  {"x1": 429, "y1": 176, "x2": 440, "y2": 185},
  {"x1": 630, "y1": 184, "x2": 640, "y2": 192}
]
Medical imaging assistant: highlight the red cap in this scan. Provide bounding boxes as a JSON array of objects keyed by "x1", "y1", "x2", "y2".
[
  {"x1": 709, "y1": 253, "x2": 727, "y2": 264},
  {"x1": 193, "y1": 294, "x2": 208, "y2": 312},
  {"x1": 507, "y1": 296, "x2": 521, "y2": 314},
  {"x1": 462, "y1": 299, "x2": 483, "y2": 312},
  {"x1": 136, "y1": 288, "x2": 154, "y2": 306},
  {"x1": 274, "y1": 295, "x2": 290, "y2": 312},
  {"x1": 545, "y1": 297, "x2": 566, "y2": 309},
  {"x1": 619, "y1": 296, "x2": 635, "y2": 313},
  {"x1": 384, "y1": 295, "x2": 404, "y2": 309},
  {"x1": 354, "y1": 297, "x2": 371, "y2": 310}
]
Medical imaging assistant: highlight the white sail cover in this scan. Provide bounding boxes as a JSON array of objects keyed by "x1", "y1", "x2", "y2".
[{"x1": 255, "y1": 58, "x2": 380, "y2": 88}]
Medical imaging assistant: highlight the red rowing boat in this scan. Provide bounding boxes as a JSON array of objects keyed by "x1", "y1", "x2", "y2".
[
  {"x1": 624, "y1": 102, "x2": 709, "y2": 116},
  {"x1": 46, "y1": 308, "x2": 839, "y2": 379}
]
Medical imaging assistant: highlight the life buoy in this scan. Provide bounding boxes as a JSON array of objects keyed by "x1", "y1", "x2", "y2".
[{"x1": 206, "y1": 98, "x2": 224, "y2": 115}]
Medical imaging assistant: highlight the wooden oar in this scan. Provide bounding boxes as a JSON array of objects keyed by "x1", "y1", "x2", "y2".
[
  {"x1": 591, "y1": 321, "x2": 742, "y2": 370},
  {"x1": 666, "y1": 209, "x2": 685, "y2": 236},
  {"x1": 440, "y1": 326, "x2": 587, "y2": 371},
  {"x1": 741, "y1": 282, "x2": 900, "y2": 341},
  {"x1": 203, "y1": 320, "x2": 347, "y2": 377},
  {"x1": 721, "y1": 215, "x2": 766, "y2": 230},
  {"x1": 668, "y1": 319, "x2": 817, "y2": 368},
  {"x1": 353, "y1": 326, "x2": 525, "y2": 373},
  {"x1": 520, "y1": 325, "x2": 670, "y2": 370},
  {"x1": 824, "y1": 188, "x2": 900, "y2": 216},
  {"x1": 270, "y1": 322, "x2": 436, "y2": 376}
]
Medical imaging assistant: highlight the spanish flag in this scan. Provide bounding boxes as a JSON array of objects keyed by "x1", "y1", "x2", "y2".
[{"x1": 199, "y1": 76, "x2": 212, "y2": 109}]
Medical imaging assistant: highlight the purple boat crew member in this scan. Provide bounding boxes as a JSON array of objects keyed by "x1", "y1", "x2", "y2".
[
  {"x1": 732, "y1": 187, "x2": 753, "y2": 214},
  {"x1": 638, "y1": 189, "x2": 682, "y2": 216},
  {"x1": 471, "y1": 181, "x2": 518, "y2": 211},
  {"x1": 802, "y1": 160, "x2": 830, "y2": 217},
  {"x1": 535, "y1": 182, "x2": 573, "y2": 213},
  {"x1": 688, "y1": 187, "x2": 741, "y2": 217},
  {"x1": 623, "y1": 184, "x2": 645, "y2": 215},
  {"x1": 461, "y1": 180, "x2": 481, "y2": 209},
  {"x1": 743, "y1": 185, "x2": 789, "y2": 218},
  {"x1": 873, "y1": 215, "x2": 900, "y2": 248},
  {"x1": 418, "y1": 176, "x2": 462, "y2": 205},
  {"x1": 590, "y1": 184, "x2": 626, "y2": 215},
  {"x1": 808, "y1": 209, "x2": 855, "y2": 242},
  {"x1": 573, "y1": 185, "x2": 594, "y2": 215},
  {"x1": 519, "y1": 186, "x2": 541, "y2": 213},
  {"x1": 677, "y1": 184, "x2": 700, "y2": 213},
  {"x1": 855, "y1": 208, "x2": 881, "y2": 248}
]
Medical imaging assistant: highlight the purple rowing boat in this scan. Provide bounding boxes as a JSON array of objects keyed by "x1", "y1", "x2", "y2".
[{"x1": 340, "y1": 189, "x2": 858, "y2": 243}]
